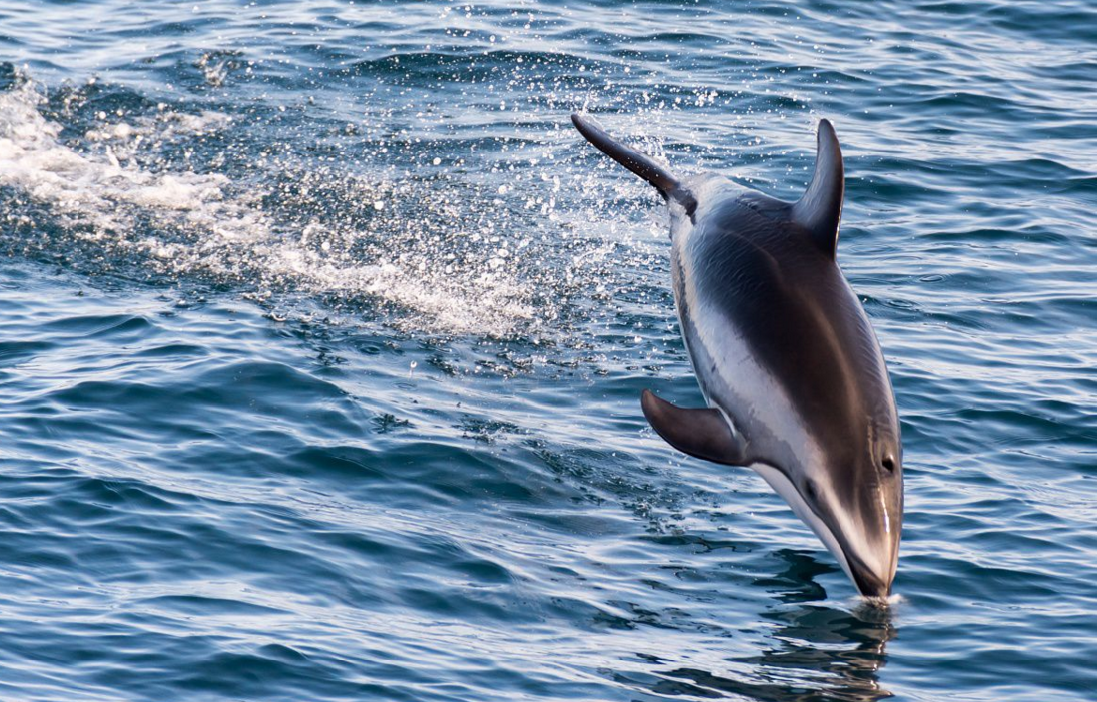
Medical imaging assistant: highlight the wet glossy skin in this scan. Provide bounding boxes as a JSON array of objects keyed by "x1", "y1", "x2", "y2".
[{"x1": 668, "y1": 176, "x2": 903, "y2": 597}]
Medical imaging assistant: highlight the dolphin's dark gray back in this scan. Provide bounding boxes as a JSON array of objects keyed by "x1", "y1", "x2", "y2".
[{"x1": 676, "y1": 185, "x2": 899, "y2": 485}]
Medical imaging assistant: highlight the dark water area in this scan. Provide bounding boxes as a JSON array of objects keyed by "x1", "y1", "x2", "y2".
[{"x1": 1, "y1": 1, "x2": 1095, "y2": 700}]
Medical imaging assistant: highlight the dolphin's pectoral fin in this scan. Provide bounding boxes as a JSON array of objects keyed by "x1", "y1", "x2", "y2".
[
  {"x1": 792, "y1": 119, "x2": 844, "y2": 259},
  {"x1": 641, "y1": 389, "x2": 747, "y2": 466},
  {"x1": 571, "y1": 112, "x2": 697, "y2": 215}
]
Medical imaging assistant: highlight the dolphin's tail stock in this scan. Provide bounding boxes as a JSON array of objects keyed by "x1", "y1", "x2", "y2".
[{"x1": 571, "y1": 112, "x2": 696, "y2": 214}]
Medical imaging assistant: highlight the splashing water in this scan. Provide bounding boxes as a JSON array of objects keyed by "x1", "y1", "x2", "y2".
[{"x1": 0, "y1": 68, "x2": 664, "y2": 338}]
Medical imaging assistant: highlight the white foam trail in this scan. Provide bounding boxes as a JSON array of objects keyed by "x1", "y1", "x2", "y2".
[
  {"x1": 0, "y1": 80, "x2": 262, "y2": 245},
  {"x1": 1, "y1": 76, "x2": 631, "y2": 337}
]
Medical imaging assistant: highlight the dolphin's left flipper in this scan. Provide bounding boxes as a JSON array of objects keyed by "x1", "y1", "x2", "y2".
[
  {"x1": 571, "y1": 112, "x2": 697, "y2": 214},
  {"x1": 641, "y1": 389, "x2": 747, "y2": 466}
]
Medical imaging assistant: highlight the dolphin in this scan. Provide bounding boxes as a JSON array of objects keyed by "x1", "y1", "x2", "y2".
[{"x1": 571, "y1": 112, "x2": 903, "y2": 598}]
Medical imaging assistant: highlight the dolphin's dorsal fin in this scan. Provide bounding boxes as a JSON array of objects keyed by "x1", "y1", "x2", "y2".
[
  {"x1": 792, "y1": 119, "x2": 844, "y2": 259},
  {"x1": 641, "y1": 390, "x2": 747, "y2": 466},
  {"x1": 572, "y1": 113, "x2": 697, "y2": 215}
]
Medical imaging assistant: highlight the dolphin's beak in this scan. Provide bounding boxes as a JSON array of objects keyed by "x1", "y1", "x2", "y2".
[
  {"x1": 835, "y1": 516, "x2": 900, "y2": 599},
  {"x1": 846, "y1": 549, "x2": 894, "y2": 599},
  {"x1": 752, "y1": 464, "x2": 901, "y2": 599}
]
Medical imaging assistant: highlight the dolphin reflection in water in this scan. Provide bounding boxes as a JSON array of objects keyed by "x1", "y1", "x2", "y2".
[
  {"x1": 612, "y1": 551, "x2": 896, "y2": 701},
  {"x1": 652, "y1": 601, "x2": 895, "y2": 701},
  {"x1": 572, "y1": 112, "x2": 903, "y2": 598}
]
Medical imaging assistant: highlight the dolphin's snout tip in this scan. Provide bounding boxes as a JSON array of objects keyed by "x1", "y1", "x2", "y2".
[{"x1": 851, "y1": 564, "x2": 893, "y2": 600}]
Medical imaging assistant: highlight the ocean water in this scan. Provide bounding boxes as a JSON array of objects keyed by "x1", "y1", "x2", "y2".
[{"x1": 1, "y1": 1, "x2": 1095, "y2": 700}]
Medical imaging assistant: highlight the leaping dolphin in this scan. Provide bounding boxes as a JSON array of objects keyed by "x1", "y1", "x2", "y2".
[{"x1": 572, "y1": 112, "x2": 903, "y2": 598}]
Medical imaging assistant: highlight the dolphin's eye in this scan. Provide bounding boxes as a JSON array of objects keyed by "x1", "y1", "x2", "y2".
[
  {"x1": 803, "y1": 481, "x2": 818, "y2": 503},
  {"x1": 882, "y1": 455, "x2": 896, "y2": 473}
]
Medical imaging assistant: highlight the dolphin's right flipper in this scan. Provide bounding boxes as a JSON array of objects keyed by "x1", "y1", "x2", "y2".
[
  {"x1": 571, "y1": 112, "x2": 696, "y2": 214},
  {"x1": 641, "y1": 390, "x2": 747, "y2": 466}
]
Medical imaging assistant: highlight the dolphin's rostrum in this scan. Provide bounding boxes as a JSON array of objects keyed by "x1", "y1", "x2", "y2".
[{"x1": 572, "y1": 112, "x2": 903, "y2": 598}]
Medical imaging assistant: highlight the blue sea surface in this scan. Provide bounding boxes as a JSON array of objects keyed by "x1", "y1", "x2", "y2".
[{"x1": 1, "y1": 1, "x2": 1095, "y2": 700}]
